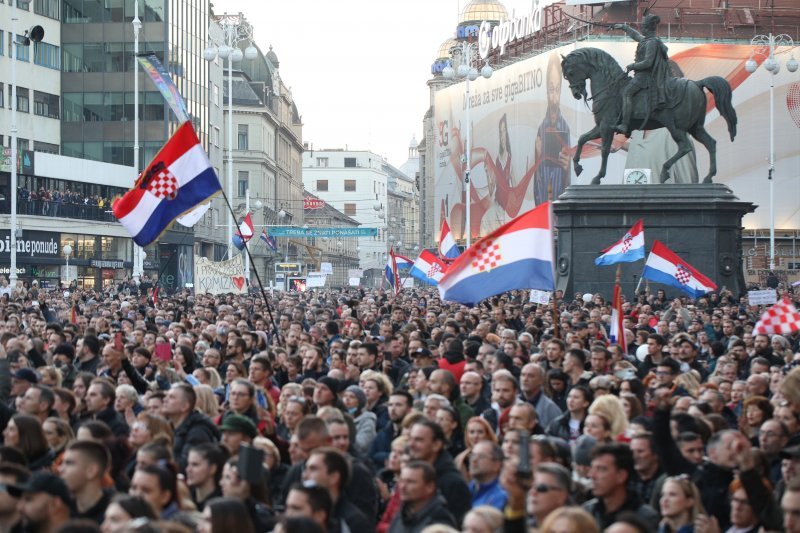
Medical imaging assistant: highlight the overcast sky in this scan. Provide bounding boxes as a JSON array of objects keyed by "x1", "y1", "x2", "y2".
[{"x1": 216, "y1": 0, "x2": 536, "y2": 167}]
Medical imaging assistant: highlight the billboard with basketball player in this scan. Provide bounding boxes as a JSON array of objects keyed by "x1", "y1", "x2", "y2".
[{"x1": 433, "y1": 41, "x2": 800, "y2": 241}]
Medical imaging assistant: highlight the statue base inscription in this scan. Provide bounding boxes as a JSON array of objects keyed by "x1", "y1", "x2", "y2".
[{"x1": 553, "y1": 183, "x2": 755, "y2": 298}]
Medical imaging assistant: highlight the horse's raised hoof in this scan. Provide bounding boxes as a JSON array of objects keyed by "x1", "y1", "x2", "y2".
[
  {"x1": 574, "y1": 164, "x2": 583, "y2": 176},
  {"x1": 591, "y1": 176, "x2": 603, "y2": 185}
]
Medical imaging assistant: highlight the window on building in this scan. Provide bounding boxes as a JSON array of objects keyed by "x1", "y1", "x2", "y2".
[
  {"x1": 0, "y1": 31, "x2": 4, "y2": 56},
  {"x1": 33, "y1": 41, "x2": 60, "y2": 69},
  {"x1": 316, "y1": 157, "x2": 328, "y2": 167},
  {"x1": 237, "y1": 124, "x2": 249, "y2": 150},
  {"x1": 14, "y1": 35, "x2": 30, "y2": 61},
  {"x1": 212, "y1": 126, "x2": 220, "y2": 147},
  {"x1": 34, "y1": 0, "x2": 59, "y2": 19},
  {"x1": 10, "y1": 86, "x2": 30, "y2": 113},
  {"x1": 237, "y1": 171, "x2": 249, "y2": 197},
  {"x1": 17, "y1": 138, "x2": 29, "y2": 151},
  {"x1": 344, "y1": 157, "x2": 357, "y2": 168},
  {"x1": 34, "y1": 141, "x2": 59, "y2": 154},
  {"x1": 213, "y1": 84, "x2": 219, "y2": 107},
  {"x1": 344, "y1": 203, "x2": 356, "y2": 216},
  {"x1": 316, "y1": 180, "x2": 328, "y2": 192},
  {"x1": 33, "y1": 91, "x2": 59, "y2": 119},
  {"x1": 344, "y1": 180, "x2": 356, "y2": 192},
  {"x1": 0, "y1": 83, "x2": 4, "y2": 108}
]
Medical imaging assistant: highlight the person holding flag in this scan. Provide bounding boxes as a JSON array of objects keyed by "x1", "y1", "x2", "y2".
[
  {"x1": 641, "y1": 240, "x2": 717, "y2": 298},
  {"x1": 595, "y1": 220, "x2": 646, "y2": 350}
]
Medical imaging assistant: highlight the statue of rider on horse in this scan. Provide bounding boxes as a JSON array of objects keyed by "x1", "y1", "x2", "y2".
[{"x1": 612, "y1": 14, "x2": 671, "y2": 135}]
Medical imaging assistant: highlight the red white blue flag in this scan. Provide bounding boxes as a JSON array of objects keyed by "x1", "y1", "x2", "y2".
[
  {"x1": 113, "y1": 122, "x2": 221, "y2": 246},
  {"x1": 642, "y1": 241, "x2": 717, "y2": 298},
  {"x1": 437, "y1": 203, "x2": 555, "y2": 305},
  {"x1": 439, "y1": 218, "x2": 460, "y2": 260},
  {"x1": 410, "y1": 250, "x2": 448, "y2": 286},
  {"x1": 609, "y1": 282, "x2": 625, "y2": 348},
  {"x1": 595, "y1": 220, "x2": 645, "y2": 266},
  {"x1": 232, "y1": 212, "x2": 254, "y2": 249}
]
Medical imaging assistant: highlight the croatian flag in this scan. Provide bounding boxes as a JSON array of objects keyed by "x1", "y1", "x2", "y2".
[
  {"x1": 641, "y1": 241, "x2": 717, "y2": 298},
  {"x1": 595, "y1": 220, "x2": 645, "y2": 266},
  {"x1": 385, "y1": 248, "x2": 401, "y2": 295},
  {"x1": 410, "y1": 250, "x2": 448, "y2": 286},
  {"x1": 394, "y1": 254, "x2": 414, "y2": 270},
  {"x1": 232, "y1": 213, "x2": 254, "y2": 251},
  {"x1": 438, "y1": 203, "x2": 555, "y2": 305},
  {"x1": 113, "y1": 122, "x2": 222, "y2": 246},
  {"x1": 261, "y1": 229, "x2": 277, "y2": 252},
  {"x1": 609, "y1": 282, "x2": 625, "y2": 348},
  {"x1": 439, "y1": 218, "x2": 460, "y2": 259}
]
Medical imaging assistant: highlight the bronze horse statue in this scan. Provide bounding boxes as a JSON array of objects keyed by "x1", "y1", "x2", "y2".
[{"x1": 561, "y1": 48, "x2": 737, "y2": 184}]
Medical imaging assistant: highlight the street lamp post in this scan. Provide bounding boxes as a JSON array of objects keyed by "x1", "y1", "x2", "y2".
[
  {"x1": 203, "y1": 13, "x2": 258, "y2": 260},
  {"x1": 132, "y1": 0, "x2": 144, "y2": 281},
  {"x1": 63, "y1": 244, "x2": 73, "y2": 286},
  {"x1": 443, "y1": 41, "x2": 493, "y2": 249},
  {"x1": 745, "y1": 34, "x2": 798, "y2": 271}
]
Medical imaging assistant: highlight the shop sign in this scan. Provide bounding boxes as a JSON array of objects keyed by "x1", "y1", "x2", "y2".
[
  {"x1": 478, "y1": 1, "x2": 559, "y2": 59},
  {"x1": 90, "y1": 259, "x2": 125, "y2": 269},
  {"x1": 0, "y1": 231, "x2": 60, "y2": 257},
  {"x1": 303, "y1": 197, "x2": 327, "y2": 210}
]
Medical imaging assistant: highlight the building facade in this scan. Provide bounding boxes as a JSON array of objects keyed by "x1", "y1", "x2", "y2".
[
  {"x1": 302, "y1": 149, "x2": 391, "y2": 283},
  {"x1": 303, "y1": 193, "x2": 360, "y2": 288}
]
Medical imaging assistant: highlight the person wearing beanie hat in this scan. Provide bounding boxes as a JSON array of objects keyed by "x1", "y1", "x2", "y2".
[
  {"x1": 438, "y1": 337, "x2": 467, "y2": 382},
  {"x1": 342, "y1": 385, "x2": 376, "y2": 456},
  {"x1": 313, "y1": 376, "x2": 341, "y2": 409},
  {"x1": 219, "y1": 414, "x2": 257, "y2": 456}
]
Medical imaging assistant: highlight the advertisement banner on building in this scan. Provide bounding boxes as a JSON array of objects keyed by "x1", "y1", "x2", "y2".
[
  {"x1": 0, "y1": 230, "x2": 60, "y2": 258},
  {"x1": 433, "y1": 41, "x2": 800, "y2": 242},
  {"x1": 194, "y1": 255, "x2": 247, "y2": 295}
]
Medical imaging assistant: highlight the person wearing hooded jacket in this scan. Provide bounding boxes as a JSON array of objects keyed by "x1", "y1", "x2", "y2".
[
  {"x1": 342, "y1": 385, "x2": 377, "y2": 456},
  {"x1": 163, "y1": 383, "x2": 221, "y2": 472},
  {"x1": 437, "y1": 338, "x2": 466, "y2": 383}
]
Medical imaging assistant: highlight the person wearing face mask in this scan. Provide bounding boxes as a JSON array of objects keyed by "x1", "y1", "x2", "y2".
[
  {"x1": 52, "y1": 343, "x2": 77, "y2": 390},
  {"x1": 342, "y1": 385, "x2": 377, "y2": 457}
]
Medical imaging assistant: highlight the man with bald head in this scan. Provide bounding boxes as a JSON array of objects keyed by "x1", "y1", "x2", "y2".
[
  {"x1": 460, "y1": 371, "x2": 490, "y2": 416},
  {"x1": 520, "y1": 363, "x2": 561, "y2": 427}
]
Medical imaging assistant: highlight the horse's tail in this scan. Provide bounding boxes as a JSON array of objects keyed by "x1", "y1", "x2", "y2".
[{"x1": 698, "y1": 76, "x2": 737, "y2": 141}]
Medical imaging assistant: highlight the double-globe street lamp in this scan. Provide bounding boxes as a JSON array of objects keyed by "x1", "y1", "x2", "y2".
[
  {"x1": 203, "y1": 14, "x2": 258, "y2": 260},
  {"x1": 442, "y1": 41, "x2": 492, "y2": 249},
  {"x1": 745, "y1": 34, "x2": 798, "y2": 272}
]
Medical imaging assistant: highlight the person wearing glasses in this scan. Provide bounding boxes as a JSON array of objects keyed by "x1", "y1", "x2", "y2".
[{"x1": 527, "y1": 463, "x2": 571, "y2": 529}]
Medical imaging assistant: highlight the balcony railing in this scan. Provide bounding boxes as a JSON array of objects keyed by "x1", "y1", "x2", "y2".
[{"x1": 0, "y1": 198, "x2": 118, "y2": 223}]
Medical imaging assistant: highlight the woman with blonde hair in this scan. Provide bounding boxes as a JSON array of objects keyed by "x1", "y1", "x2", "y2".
[
  {"x1": 361, "y1": 370, "x2": 393, "y2": 430},
  {"x1": 539, "y1": 506, "x2": 599, "y2": 533},
  {"x1": 588, "y1": 394, "x2": 629, "y2": 440},
  {"x1": 455, "y1": 417, "x2": 498, "y2": 479},
  {"x1": 658, "y1": 475, "x2": 705, "y2": 532},
  {"x1": 194, "y1": 385, "x2": 220, "y2": 419},
  {"x1": 37, "y1": 366, "x2": 62, "y2": 388},
  {"x1": 462, "y1": 505, "x2": 503, "y2": 533},
  {"x1": 42, "y1": 416, "x2": 73, "y2": 472},
  {"x1": 675, "y1": 370, "x2": 701, "y2": 398}
]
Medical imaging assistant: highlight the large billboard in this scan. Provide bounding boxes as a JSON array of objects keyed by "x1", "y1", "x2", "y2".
[{"x1": 434, "y1": 41, "x2": 800, "y2": 241}]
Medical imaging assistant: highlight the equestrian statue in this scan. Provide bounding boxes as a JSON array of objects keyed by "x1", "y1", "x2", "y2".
[{"x1": 561, "y1": 14, "x2": 737, "y2": 184}]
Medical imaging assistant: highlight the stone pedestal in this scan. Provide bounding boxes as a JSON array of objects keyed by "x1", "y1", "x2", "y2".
[{"x1": 553, "y1": 184, "x2": 755, "y2": 299}]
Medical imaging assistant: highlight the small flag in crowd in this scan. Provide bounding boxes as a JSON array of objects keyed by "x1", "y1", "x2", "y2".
[
  {"x1": 439, "y1": 218, "x2": 460, "y2": 260},
  {"x1": 641, "y1": 241, "x2": 717, "y2": 298},
  {"x1": 112, "y1": 122, "x2": 222, "y2": 246},
  {"x1": 609, "y1": 282, "x2": 625, "y2": 346},
  {"x1": 438, "y1": 202, "x2": 555, "y2": 305},
  {"x1": 410, "y1": 250, "x2": 448, "y2": 286},
  {"x1": 232, "y1": 213, "x2": 254, "y2": 251},
  {"x1": 754, "y1": 297, "x2": 800, "y2": 335},
  {"x1": 385, "y1": 248, "x2": 401, "y2": 295},
  {"x1": 261, "y1": 229, "x2": 277, "y2": 252},
  {"x1": 595, "y1": 220, "x2": 645, "y2": 266}
]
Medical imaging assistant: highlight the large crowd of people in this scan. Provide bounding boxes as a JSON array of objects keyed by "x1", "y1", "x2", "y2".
[{"x1": 0, "y1": 276, "x2": 798, "y2": 533}]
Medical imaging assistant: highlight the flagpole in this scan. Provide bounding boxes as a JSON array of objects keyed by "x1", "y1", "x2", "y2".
[{"x1": 217, "y1": 190, "x2": 282, "y2": 346}]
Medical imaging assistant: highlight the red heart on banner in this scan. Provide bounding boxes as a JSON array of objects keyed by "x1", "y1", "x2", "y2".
[{"x1": 231, "y1": 276, "x2": 245, "y2": 290}]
